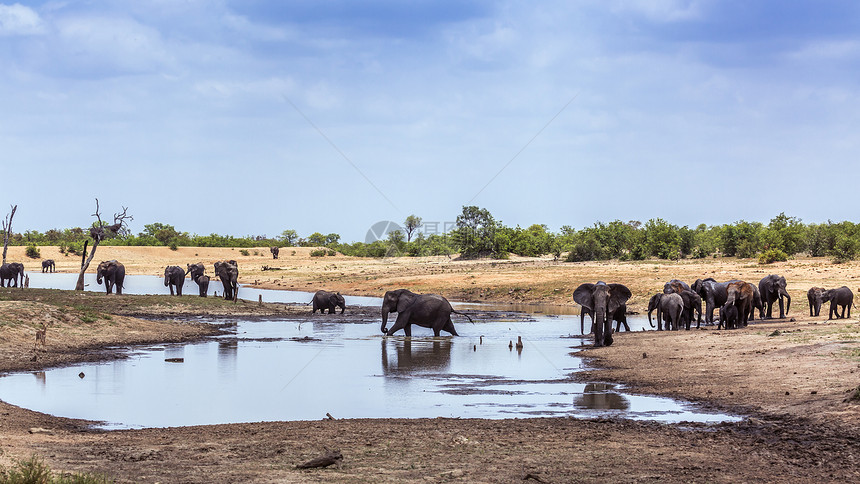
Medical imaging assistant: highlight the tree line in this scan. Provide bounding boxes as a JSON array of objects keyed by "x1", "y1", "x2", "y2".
[{"x1": 3, "y1": 208, "x2": 859, "y2": 263}]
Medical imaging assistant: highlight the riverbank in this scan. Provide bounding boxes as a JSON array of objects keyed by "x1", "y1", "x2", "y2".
[{"x1": 1, "y1": 251, "x2": 859, "y2": 482}]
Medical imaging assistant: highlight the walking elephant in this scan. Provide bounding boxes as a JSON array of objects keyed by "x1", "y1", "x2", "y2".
[
  {"x1": 647, "y1": 293, "x2": 684, "y2": 331},
  {"x1": 382, "y1": 293, "x2": 471, "y2": 337},
  {"x1": 723, "y1": 281, "x2": 754, "y2": 329},
  {"x1": 96, "y1": 260, "x2": 125, "y2": 295},
  {"x1": 312, "y1": 290, "x2": 345, "y2": 314},
  {"x1": 0, "y1": 262, "x2": 24, "y2": 287},
  {"x1": 758, "y1": 275, "x2": 791, "y2": 319},
  {"x1": 578, "y1": 304, "x2": 629, "y2": 334},
  {"x1": 823, "y1": 286, "x2": 854, "y2": 320},
  {"x1": 213, "y1": 260, "x2": 238, "y2": 301},
  {"x1": 41, "y1": 259, "x2": 55, "y2": 273},
  {"x1": 164, "y1": 266, "x2": 186, "y2": 296},
  {"x1": 573, "y1": 282, "x2": 632, "y2": 346},
  {"x1": 270, "y1": 246, "x2": 279, "y2": 259},
  {"x1": 808, "y1": 287, "x2": 826, "y2": 317},
  {"x1": 381, "y1": 289, "x2": 420, "y2": 333}
]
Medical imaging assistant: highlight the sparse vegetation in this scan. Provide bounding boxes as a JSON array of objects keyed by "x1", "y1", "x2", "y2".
[
  {"x1": 25, "y1": 245, "x2": 40, "y2": 259},
  {"x1": 0, "y1": 455, "x2": 114, "y2": 484}
]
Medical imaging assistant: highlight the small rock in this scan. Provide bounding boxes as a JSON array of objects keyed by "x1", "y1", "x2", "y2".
[
  {"x1": 78, "y1": 372, "x2": 85, "y2": 379},
  {"x1": 642, "y1": 352, "x2": 647, "y2": 359},
  {"x1": 785, "y1": 391, "x2": 790, "y2": 395}
]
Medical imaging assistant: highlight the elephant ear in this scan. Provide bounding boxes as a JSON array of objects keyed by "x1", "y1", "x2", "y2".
[
  {"x1": 573, "y1": 283, "x2": 596, "y2": 310},
  {"x1": 608, "y1": 284, "x2": 632, "y2": 313}
]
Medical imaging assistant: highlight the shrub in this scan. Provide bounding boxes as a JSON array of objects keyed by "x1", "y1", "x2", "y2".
[
  {"x1": 310, "y1": 249, "x2": 326, "y2": 257},
  {"x1": 758, "y1": 248, "x2": 788, "y2": 264},
  {"x1": 0, "y1": 455, "x2": 114, "y2": 483},
  {"x1": 168, "y1": 242, "x2": 178, "y2": 251},
  {"x1": 830, "y1": 234, "x2": 857, "y2": 263},
  {"x1": 25, "y1": 245, "x2": 40, "y2": 259},
  {"x1": 692, "y1": 246, "x2": 709, "y2": 259},
  {"x1": 66, "y1": 242, "x2": 85, "y2": 256},
  {"x1": 326, "y1": 249, "x2": 336, "y2": 256},
  {"x1": 239, "y1": 249, "x2": 250, "y2": 256}
]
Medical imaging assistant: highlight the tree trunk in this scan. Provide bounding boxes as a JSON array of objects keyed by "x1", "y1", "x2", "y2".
[
  {"x1": 75, "y1": 240, "x2": 95, "y2": 291},
  {"x1": 2, "y1": 205, "x2": 16, "y2": 265}
]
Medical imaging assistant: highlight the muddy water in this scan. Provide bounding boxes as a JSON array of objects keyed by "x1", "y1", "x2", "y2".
[{"x1": 0, "y1": 314, "x2": 738, "y2": 429}]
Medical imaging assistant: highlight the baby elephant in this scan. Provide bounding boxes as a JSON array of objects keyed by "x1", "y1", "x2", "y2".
[
  {"x1": 312, "y1": 290, "x2": 345, "y2": 314},
  {"x1": 823, "y1": 286, "x2": 854, "y2": 320}
]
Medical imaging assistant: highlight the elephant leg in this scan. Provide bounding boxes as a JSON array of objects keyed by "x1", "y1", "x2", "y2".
[
  {"x1": 169, "y1": 285, "x2": 175, "y2": 296},
  {"x1": 386, "y1": 312, "x2": 410, "y2": 336},
  {"x1": 705, "y1": 299, "x2": 714, "y2": 324},
  {"x1": 312, "y1": 301, "x2": 318, "y2": 313},
  {"x1": 442, "y1": 317, "x2": 458, "y2": 336},
  {"x1": 603, "y1": 321, "x2": 613, "y2": 346}
]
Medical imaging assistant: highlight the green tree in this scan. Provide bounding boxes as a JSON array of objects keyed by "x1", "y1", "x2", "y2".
[
  {"x1": 279, "y1": 229, "x2": 299, "y2": 246},
  {"x1": 451, "y1": 206, "x2": 499, "y2": 257},
  {"x1": 305, "y1": 232, "x2": 327, "y2": 246},
  {"x1": 404, "y1": 215, "x2": 423, "y2": 242}
]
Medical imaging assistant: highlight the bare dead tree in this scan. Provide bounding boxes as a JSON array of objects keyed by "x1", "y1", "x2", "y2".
[
  {"x1": 2, "y1": 204, "x2": 17, "y2": 265},
  {"x1": 75, "y1": 199, "x2": 132, "y2": 291}
]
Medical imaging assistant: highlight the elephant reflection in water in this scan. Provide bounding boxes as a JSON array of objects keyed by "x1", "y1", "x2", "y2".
[
  {"x1": 574, "y1": 383, "x2": 630, "y2": 410},
  {"x1": 381, "y1": 339, "x2": 452, "y2": 375}
]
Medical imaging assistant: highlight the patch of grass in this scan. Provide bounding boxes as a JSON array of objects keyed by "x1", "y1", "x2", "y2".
[
  {"x1": 239, "y1": 249, "x2": 250, "y2": 256},
  {"x1": 0, "y1": 455, "x2": 114, "y2": 483}
]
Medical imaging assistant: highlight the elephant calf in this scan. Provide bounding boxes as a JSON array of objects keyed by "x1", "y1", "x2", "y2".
[
  {"x1": 808, "y1": 287, "x2": 826, "y2": 317},
  {"x1": 312, "y1": 290, "x2": 345, "y2": 314},
  {"x1": 823, "y1": 286, "x2": 854, "y2": 320}
]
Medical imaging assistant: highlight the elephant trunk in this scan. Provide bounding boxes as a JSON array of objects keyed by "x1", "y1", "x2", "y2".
[
  {"x1": 164, "y1": 274, "x2": 170, "y2": 287},
  {"x1": 781, "y1": 288, "x2": 791, "y2": 314},
  {"x1": 381, "y1": 306, "x2": 391, "y2": 333},
  {"x1": 647, "y1": 308, "x2": 655, "y2": 328}
]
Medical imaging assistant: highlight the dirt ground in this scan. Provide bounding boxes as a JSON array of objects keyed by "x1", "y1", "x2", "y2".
[{"x1": 1, "y1": 247, "x2": 860, "y2": 482}]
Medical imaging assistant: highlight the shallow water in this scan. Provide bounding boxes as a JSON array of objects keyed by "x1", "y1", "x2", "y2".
[{"x1": 0, "y1": 314, "x2": 738, "y2": 429}]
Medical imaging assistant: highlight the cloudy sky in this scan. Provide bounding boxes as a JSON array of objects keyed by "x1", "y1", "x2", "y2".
[{"x1": 2, "y1": 0, "x2": 858, "y2": 241}]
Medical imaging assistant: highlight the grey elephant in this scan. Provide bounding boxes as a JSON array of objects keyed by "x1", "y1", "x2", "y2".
[
  {"x1": 270, "y1": 246, "x2": 279, "y2": 259},
  {"x1": 822, "y1": 286, "x2": 854, "y2": 320},
  {"x1": 807, "y1": 287, "x2": 826, "y2": 317},
  {"x1": 573, "y1": 282, "x2": 632, "y2": 346},
  {"x1": 758, "y1": 274, "x2": 791, "y2": 319},
  {"x1": 692, "y1": 278, "x2": 742, "y2": 325},
  {"x1": 312, "y1": 290, "x2": 345, "y2": 314},
  {"x1": 723, "y1": 281, "x2": 754, "y2": 329},
  {"x1": 0, "y1": 262, "x2": 24, "y2": 287},
  {"x1": 213, "y1": 260, "x2": 238, "y2": 301},
  {"x1": 96, "y1": 260, "x2": 125, "y2": 295},
  {"x1": 381, "y1": 292, "x2": 472, "y2": 336},
  {"x1": 719, "y1": 304, "x2": 739, "y2": 330},
  {"x1": 647, "y1": 293, "x2": 684, "y2": 331},
  {"x1": 41, "y1": 259, "x2": 55, "y2": 273},
  {"x1": 677, "y1": 289, "x2": 703, "y2": 330},
  {"x1": 186, "y1": 263, "x2": 209, "y2": 297},
  {"x1": 164, "y1": 266, "x2": 186, "y2": 296}
]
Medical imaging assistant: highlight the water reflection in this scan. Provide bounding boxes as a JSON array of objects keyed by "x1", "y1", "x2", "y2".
[
  {"x1": 381, "y1": 338, "x2": 452, "y2": 375},
  {"x1": 33, "y1": 371, "x2": 46, "y2": 388},
  {"x1": 574, "y1": 383, "x2": 630, "y2": 410}
]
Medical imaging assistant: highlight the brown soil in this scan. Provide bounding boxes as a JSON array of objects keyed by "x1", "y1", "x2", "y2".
[{"x1": 1, "y1": 247, "x2": 859, "y2": 482}]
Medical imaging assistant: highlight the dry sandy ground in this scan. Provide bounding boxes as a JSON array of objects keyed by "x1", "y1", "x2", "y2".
[{"x1": 1, "y1": 247, "x2": 859, "y2": 482}]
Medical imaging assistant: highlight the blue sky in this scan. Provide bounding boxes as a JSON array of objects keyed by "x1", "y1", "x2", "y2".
[{"x1": 2, "y1": 0, "x2": 858, "y2": 241}]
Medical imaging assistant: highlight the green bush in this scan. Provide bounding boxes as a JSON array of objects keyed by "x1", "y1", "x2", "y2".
[
  {"x1": 239, "y1": 249, "x2": 250, "y2": 256},
  {"x1": 758, "y1": 248, "x2": 788, "y2": 264},
  {"x1": 25, "y1": 245, "x2": 40, "y2": 259},
  {"x1": 326, "y1": 249, "x2": 336, "y2": 256},
  {"x1": 310, "y1": 249, "x2": 326, "y2": 257},
  {"x1": 0, "y1": 455, "x2": 114, "y2": 483},
  {"x1": 66, "y1": 242, "x2": 85, "y2": 256},
  {"x1": 831, "y1": 234, "x2": 857, "y2": 263},
  {"x1": 168, "y1": 242, "x2": 178, "y2": 251}
]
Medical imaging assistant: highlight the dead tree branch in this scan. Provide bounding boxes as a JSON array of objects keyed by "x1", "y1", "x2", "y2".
[
  {"x1": 75, "y1": 199, "x2": 132, "y2": 291},
  {"x1": 2, "y1": 204, "x2": 17, "y2": 265}
]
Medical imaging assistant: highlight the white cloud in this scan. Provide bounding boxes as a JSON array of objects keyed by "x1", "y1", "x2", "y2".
[
  {"x1": 0, "y1": 3, "x2": 45, "y2": 36},
  {"x1": 609, "y1": 0, "x2": 704, "y2": 22}
]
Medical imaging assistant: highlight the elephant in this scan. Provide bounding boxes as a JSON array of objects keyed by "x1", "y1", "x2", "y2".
[
  {"x1": 822, "y1": 286, "x2": 854, "y2": 320},
  {"x1": 163, "y1": 266, "x2": 186, "y2": 296},
  {"x1": 677, "y1": 289, "x2": 703, "y2": 330},
  {"x1": 0, "y1": 262, "x2": 24, "y2": 287},
  {"x1": 96, "y1": 260, "x2": 125, "y2": 295},
  {"x1": 647, "y1": 293, "x2": 684, "y2": 331},
  {"x1": 270, "y1": 246, "x2": 279, "y2": 259},
  {"x1": 723, "y1": 281, "x2": 754, "y2": 329},
  {"x1": 573, "y1": 282, "x2": 632, "y2": 346},
  {"x1": 381, "y1": 289, "x2": 420, "y2": 333},
  {"x1": 382, "y1": 292, "x2": 472, "y2": 337},
  {"x1": 692, "y1": 278, "x2": 742, "y2": 325},
  {"x1": 758, "y1": 275, "x2": 791, "y2": 319},
  {"x1": 213, "y1": 260, "x2": 239, "y2": 301},
  {"x1": 663, "y1": 279, "x2": 691, "y2": 294},
  {"x1": 186, "y1": 263, "x2": 209, "y2": 297},
  {"x1": 41, "y1": 259, "x2": 55, "y2": 273},
  {"x1": 312, "y1": 290, "x2": 345, "y2": 314},
  {"x1": 807, "y1": 287, "x2": 826, "y2": 317},
  {"x1": 749, "y1": 284, "x2": 764, "y2": 322},
  {"x1": 718, "y1": 303, "x2": 739, "y2": 330}
]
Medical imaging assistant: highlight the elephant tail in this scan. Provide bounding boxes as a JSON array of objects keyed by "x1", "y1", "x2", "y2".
[{"x1": 451, "y1": 310, "x2": 475, "y2": 324}]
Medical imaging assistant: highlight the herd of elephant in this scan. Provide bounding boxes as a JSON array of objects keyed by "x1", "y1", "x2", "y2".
[{"x1": 573, "y1": 275, "x2": 856, "y2": 347}]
